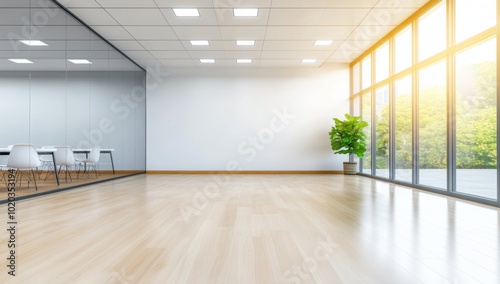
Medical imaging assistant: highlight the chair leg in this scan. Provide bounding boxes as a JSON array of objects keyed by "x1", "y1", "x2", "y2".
[{"x1": 31, "y1": 169, "x2": 38, "y2": 190}]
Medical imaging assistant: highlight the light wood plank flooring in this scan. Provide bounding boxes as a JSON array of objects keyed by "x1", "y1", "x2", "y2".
[{"x1": 0, "y1": 174, "x2": 499, "y2": 283}]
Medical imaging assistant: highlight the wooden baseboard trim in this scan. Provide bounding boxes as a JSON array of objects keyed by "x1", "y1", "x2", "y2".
[{"x1": 146, "y1": 170, "x2": 344, "y2": 175}]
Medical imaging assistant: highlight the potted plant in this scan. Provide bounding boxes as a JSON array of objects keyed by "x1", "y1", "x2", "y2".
[{"x1": 329, "y1": 113, "x2": 368, "y2": 175}]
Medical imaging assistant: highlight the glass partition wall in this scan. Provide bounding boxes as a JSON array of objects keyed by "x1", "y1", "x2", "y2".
[
  {"x1": 0, "y1": 0, "x2": 146, "y2": 200},
  {"x1": 351, "y1": 0, "x2": 499, "y2": 206}
]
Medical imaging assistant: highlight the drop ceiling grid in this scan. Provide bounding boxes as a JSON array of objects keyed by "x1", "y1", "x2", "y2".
[{"x1": 55, "y1": 0, "x2": 429, "y2": 69}]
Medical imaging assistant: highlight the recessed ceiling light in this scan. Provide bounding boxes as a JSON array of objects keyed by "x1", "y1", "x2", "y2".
[
  {"x1": 68, "y1": 59, "x2": 92, "y2": 64},
  {"x1": 314, "y1": 40, "x2": 333, "y2": 46},
  {"x1": 20, "y1": 40, "x2": 47, "y2": 46},
  {"x1": 190, "y1": 40, "x2": 209, "y2": 46},
  {"x1": 237, "y1": 59, "x2": 252, "y2": 64},
  {"x1": 173, "y1": 8, "x2": 200, "y2": 17},
  {"x1": 234, "y1": 8, "x2": 258, "y2": 17},
  {"x1": 301, "y1": 59, "x2": 317, "y2": 63},
  {"x1": 9, "y1": 59, "x2": 33, "y2": 64},
  {"x1": 236, "y1": 40, "x2": 255, "y2": 46},
  {"x1": 200, "y1": 59, "x2": 215, "y2": 64}
]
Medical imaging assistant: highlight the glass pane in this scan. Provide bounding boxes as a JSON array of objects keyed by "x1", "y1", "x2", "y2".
[
  {"x1": 352, "y1": 96, "x2": 360, "y2": 117},
  {"x1": 418, "y1": 61, "x2": 447, "y2": 189},
  {"x1": 375, "y1": 86, "x2": 389, "y2": 178},
  {"x1": 395, "y1": 25, "x2": 412, "y2": 73},
  {"x1": 395, "y1": 76, "x2": 413, "y2": 182},
  {"x1": 362, "y1": 55, "x2": 372, "y2": 90},
  {"x1": 419, "y1": 2, "x2": 446, "y2": 61},
  {"x1": 456, "y1": 38, "x2": 497, "y2": 199},
  {"x1": 362, "y1": 93, "x2": 372, "y2": 174},
  {"x1": 456, "y1": 0, "x2": 496, "y2": 43},
  {"x1": 353, "y1": 63, "x2": 360, "y2": 94},
  {"x1": 375, "y1": 43, "x2": 389, "y2": 83}
]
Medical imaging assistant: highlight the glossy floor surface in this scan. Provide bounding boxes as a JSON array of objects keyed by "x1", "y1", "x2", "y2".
[{"x1": 0, "y1": 174, "x2": 499, "y2": 283}]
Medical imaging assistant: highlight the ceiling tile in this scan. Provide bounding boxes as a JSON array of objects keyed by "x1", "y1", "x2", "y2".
[
  {"x1": 320, "y1": 9, "x2": 371, "y2": 25},
  {"x1": 327, "y1": 0, "x2": 380, "y2": 8},
  {"x1": 259, "y1": 59, "x2": 322, "y2": 67},
  {"x1": 376, "y1": 0, "x2": 430, "y2": 8},
  {"x1": 106, "y1": 9, "x2": 169, "y2": 25},
  {"x1": 181, "y1": 40, "x2": 226, "y2": 51},
  {"x1": 160, "y1": 8, "x2": 218, "y2": 26},
  {"x1": 219, "y1": 26, "x2": 267, "y2": 40},
  {"x1": 150, "y1": 50, "x2": 191, "y2": 59},
  {"x1": 95, "y1": 0, "x2": 157, "y2": 8},
  {"x1": 261, "y1": 50, "x2": 333, "y2": 59},
  {"x1": 224, "y1": 51, "x2": 262, "y2": 59},
  {"x1": 337, "y1": 40, "x2": 378, "y2": 51},
  {"x1": 154, "y1": 0, "x2": 215, "y2": 8},
  {"x1": 172, "y1": 26, "x2": 221, "y2": 40},
  {"x1": 271, "y1": 0, "x2": 379, "y2": 8},
  {"x1": 212, "y1": 0, "x2": 272, "y2": 8},
  {"x1": 329, "y1": 50, "x2": 363, "y2": 61},
  {"x1": 159, "y1": 59, "x2": 196, "y2": 67},
  {"x1": 188, "y1": 50, "x2": 227, "y2": 59},
  {"x1": 360, "y1": 8, "x2": 417, "y2": 26},
  {"x1": 140, "y1": 40, "x2": 185, "y2": 50},
  {"x1": 268, "y1": 9, "x2": 324, "y2": 26},
  {"x1": 0, "y1": 8, "x2": 29, "y2": 25},
  {"x1": 124, "y1": 26, "x2": 178, "y2": 40},
  {"x1": 222, "y1": 40, "x2": 264, "y2": 50},
  {"x1": 69, "y1": 8, "x2": 119, "y2": 25},
  {"x1": 215, "y1": 9, "x2": 270, "y2": 26},
  {"x1": 110, "y1": 40, "x2": 145, "y2": 51},
  {"x1": 124, "y1": 50, "x2": 155, "y2": 59},
  {"x1": 91, "y1": 26, "x2": 134, "y2": 40},
  {"x1": 263, "y1": 40, "x2": 342, "y2": 51},
  {"x1": 345, "y1": 25, "x2": 397, "y2": 42},
  {"x1": 265, "y1": 26, "x2": 356, "y2": 40},
  {"x1": 56, "y1": 0, "x2": 101, "y2": 8}
]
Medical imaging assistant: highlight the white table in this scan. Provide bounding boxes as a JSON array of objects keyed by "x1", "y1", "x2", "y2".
[
  {"x1": 0, "y1": 148, "x2": 60, "y2": 186},
  {"x1": 72, "y1": 149, "x2": 116, "y2": 174}
]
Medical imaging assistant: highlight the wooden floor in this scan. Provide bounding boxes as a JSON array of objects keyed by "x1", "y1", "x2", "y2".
[{"x1": 0, "y1": 174, "x2": 499, "y2": 283}]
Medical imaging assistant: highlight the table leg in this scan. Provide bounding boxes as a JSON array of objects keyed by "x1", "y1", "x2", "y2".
[
  {"x1": 51, "y1": 153, "x2": 60, "y2": 186},
  {"x1": 109, "y1": 152, "x2": 115, "y2": 174}
]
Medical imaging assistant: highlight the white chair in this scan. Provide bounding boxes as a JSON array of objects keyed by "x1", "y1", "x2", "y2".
[
  {"x1": 39, "y1": 146, "x2": 55, "y2": 179},
  {"x1": 77, "y1": 146, "x2": 100, "y2": 179},
  {"x1": 53, "y1": 146, "x2": 77, "y2": 182},
  {"x1": 6, "y1": 144, "x2": 42, "y2": 190}
]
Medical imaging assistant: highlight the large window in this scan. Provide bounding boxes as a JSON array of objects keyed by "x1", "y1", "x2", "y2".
[
  {"x1": 455, "y1": 0, "x2": 496, "y2": 43},
  {"x1": 350, "y1": 0, "x2": 499, "y2": 206},
  {"x1": 395, "y1": 76, "x2": 412, "y2": 182},
  {"x1": 418, "y1": 61, "x2": 447, "y2": 189},
  {"x1": 395, "y1": 25, "x2": 412, "y2": 73},
  {"x1": 375, "y1": 86, "x2": 389, "y2": 178},
  {"x1": 455, "y1": 38, "x2": 497, "y2": 199},
  {"x1": 418, "y1": 2, "x2": 446, "y2": 61},
  {"x1": 362, "y1": 93, "x2": 372, "y2": 174}
]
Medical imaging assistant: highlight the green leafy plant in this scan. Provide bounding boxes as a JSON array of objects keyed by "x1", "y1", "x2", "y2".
[{"x1": 329, "y1": 113, "x2": 369, "y2": 162}]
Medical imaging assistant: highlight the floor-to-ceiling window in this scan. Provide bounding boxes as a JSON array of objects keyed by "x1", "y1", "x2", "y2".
[{"x1": 350, "y1": 0, "x2": 498, "y2": 206}]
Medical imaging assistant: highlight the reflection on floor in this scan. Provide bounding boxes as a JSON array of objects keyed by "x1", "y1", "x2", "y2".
[{"x1": 0, "y1": 171, "x2": 138, "y2": 199}]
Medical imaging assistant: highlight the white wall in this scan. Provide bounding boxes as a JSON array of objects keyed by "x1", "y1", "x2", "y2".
[{"x1": 147, "y1": 64, "x2": 350, "y2": 171}]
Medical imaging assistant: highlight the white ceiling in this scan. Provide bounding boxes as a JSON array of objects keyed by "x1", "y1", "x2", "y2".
[{"x1": 2, "y1": 0, "x2": 431, "y2": 71}]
